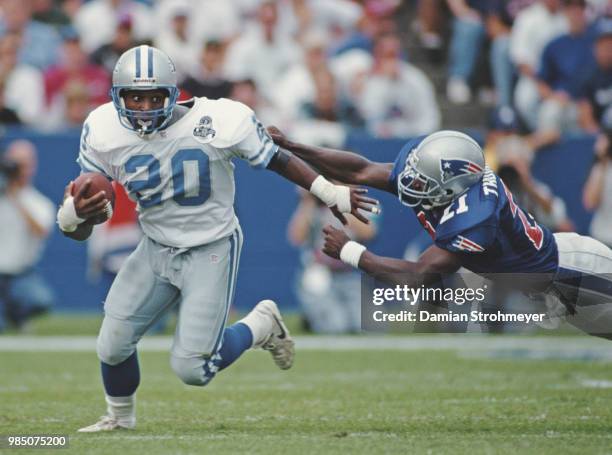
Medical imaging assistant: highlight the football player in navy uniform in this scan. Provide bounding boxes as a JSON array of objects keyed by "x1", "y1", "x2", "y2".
[{"x1": 269, "y1": 128, "x2": 612, "y2": 338}]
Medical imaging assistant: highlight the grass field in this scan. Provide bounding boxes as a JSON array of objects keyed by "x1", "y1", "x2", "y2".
[{"x1": 2, "y1": 335, "x2": 612, "y2": 454}]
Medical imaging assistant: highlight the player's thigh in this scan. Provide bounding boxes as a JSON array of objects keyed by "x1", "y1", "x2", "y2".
[
  {"x1": 99, "y1": 239, "x2": 179, "y2": 363},
  {"x1": 172, "y1": 229, "x2": 242, "y2": 358},
  {"x1": 554, "y1": 233, "x2": 612, "y2": 337}
]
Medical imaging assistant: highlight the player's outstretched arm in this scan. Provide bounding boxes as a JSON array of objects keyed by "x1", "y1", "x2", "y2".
[
  {"x1": 57, "y1": 180, "x2": 109, "y2": 241},
  {"x1": 267, "y1": 126, "x2": 395, "y2": 193},
  {"x1": 322, "y1": 225, "x2": 462, "y2": 286},
  {"x1": 267, "y1": 148, "x2": 379, "y2": 225}
]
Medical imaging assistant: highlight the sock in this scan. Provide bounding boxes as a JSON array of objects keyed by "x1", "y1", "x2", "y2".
[
  {"x1": 238, "y1": 307, "x2": 273, "y2": 347},
  {"x1": 105, "y1": 394, "x2": 136, "y2": 427},
  {"x1": 101, "y1": 351, "x2": 140, "y2": 397},
  {"x1": 200, "y1": 323, "x2": 253, "y2": 384},
  {"x1": 217, "y1": 323, "x2": 253, "y2": 370}
]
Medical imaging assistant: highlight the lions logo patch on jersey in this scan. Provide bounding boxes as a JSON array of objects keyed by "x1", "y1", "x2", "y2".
[
  {"x1": 193, "y1": 116, "x2": 216, "y2": 142},
  {"x1": 440, "y1": 158, "x2": 483, "y2": 183}
]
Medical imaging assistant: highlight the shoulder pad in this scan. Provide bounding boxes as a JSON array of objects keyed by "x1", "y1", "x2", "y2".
[
  {"x1": 435, "y1": 169, "x2": 500, "y2": 243},
  {"x1": 83, "y1": 102, "x2": 125, "y2": 152},
  {"x1": 197, "y1": 98, "x2": 255, "y2": 149}
]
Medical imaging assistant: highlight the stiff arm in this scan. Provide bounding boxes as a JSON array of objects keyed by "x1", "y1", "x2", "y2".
[{"x1": 268, "y1": 127, "x2": 395, "y2": 193}]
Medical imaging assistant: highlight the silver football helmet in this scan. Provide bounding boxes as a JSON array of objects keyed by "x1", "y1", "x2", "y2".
[
  {"x1": 397, "y1": 130, "x2": 485, "y2": 209},
  {"x1": 111, "y1": 45, "x2": 179, "y2": 134}
]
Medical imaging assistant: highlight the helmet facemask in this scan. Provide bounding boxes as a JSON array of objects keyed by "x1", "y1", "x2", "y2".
[
  {"x1": 397, "y1": 154, "x2": 452, "y2": 209},
  {"x1": 111, "y1": 86, "x2": 179, "y2": 135}
]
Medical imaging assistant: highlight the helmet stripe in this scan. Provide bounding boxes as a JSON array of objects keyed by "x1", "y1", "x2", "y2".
[
  {"x1": 147, "y1": 46, "x2": 153, "y2": 78},
  {"x1": 139, "y1": 45, "x2": 148, "y2": 80},
  {"x1": 134, "y1": 46, "x2": 141, "y2": 78}
]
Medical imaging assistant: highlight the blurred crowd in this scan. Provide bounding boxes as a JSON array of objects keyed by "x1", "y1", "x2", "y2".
[{"x1": 0, "y1": 0, "x2": 609, "y2": 147}]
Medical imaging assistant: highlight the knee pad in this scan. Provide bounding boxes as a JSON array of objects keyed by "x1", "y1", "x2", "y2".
[
  {"x1": 170, "y1": 355, "x2": 216, "y2": 387},
  {"x1": 96, "y1": 319, "x2": 138, "y2": 366},
  {"x1": 96, "y1": 337, "x2": 134, "y2": 366}
]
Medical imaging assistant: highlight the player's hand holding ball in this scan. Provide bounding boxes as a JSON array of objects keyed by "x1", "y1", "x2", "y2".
[
  {"x1": 70, "y1": 173, "x2": 115, "y2": 224},
  {"x1": 57, "y1": 172, "x2": 115, "y2": 232}
]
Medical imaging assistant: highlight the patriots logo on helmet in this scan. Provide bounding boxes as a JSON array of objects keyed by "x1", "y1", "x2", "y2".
[{"x1": 440, "y1": 158, "x2": 483, "y2": 183}]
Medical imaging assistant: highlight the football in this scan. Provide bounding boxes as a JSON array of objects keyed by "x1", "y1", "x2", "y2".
[{"x1": 71, "y1": 172, "x2": 115, "y2": 224}]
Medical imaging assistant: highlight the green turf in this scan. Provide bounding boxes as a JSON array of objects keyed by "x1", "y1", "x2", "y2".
[
  {"x1": 11, "y1": 312, "x2": 308, "y2": 336},
  {"x1": 2, "y1": 349, "x2": 612, "y2": 454}
]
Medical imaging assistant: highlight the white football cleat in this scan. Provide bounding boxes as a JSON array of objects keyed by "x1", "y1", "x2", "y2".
[
  {"x1": 77, "y1": 415, "x2": 135, "y2": 433},
  {"x1": 250, "y1": 300, "x2": 295, "y2": 370}
]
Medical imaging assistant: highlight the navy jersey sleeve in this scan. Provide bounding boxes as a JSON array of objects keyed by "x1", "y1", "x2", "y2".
[
  {"x1": 436, "y1": 224, "x2": 496, "y2": 254},
  {"x1": 388, "y1": 136, "x2": 426, "y2": 192}
]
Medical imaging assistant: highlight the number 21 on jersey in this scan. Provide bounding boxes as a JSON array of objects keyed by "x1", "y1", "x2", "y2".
[{"x1": 124, "y1": 148, "x2": 211, "y2": 208}]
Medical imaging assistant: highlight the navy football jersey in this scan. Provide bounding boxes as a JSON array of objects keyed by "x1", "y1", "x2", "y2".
[{"x1": 389, "y1": 138, "x2": 559, "y2": 273}]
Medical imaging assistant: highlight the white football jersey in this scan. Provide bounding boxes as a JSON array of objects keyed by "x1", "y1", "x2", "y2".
[{"x1": 77, "y1": 97, "x2": 278, "y2": 247}]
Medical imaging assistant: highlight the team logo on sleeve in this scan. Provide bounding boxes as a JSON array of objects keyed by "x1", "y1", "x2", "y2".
[
  {"x1": 440, "y1": 158, "x2": 483, "y2": 183},
  {"x1": 193, "y1": 116, "x2": 216, "y2": 142},
  {"x1": 451, "y1": 235, "x2": 485, "y2": 253}
]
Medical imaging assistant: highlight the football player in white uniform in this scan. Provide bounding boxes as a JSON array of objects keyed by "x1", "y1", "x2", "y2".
[{"x1": 56, "y1": 46, "x2": 377, "y2": 432}]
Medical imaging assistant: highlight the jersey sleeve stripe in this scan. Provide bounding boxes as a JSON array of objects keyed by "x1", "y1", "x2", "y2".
[
  {"x1": 247, "y1": 136, "x2": 273, "y2": 162},
  {"x1": 248, "y1": 140, "x2": 278, "y2": 169}
]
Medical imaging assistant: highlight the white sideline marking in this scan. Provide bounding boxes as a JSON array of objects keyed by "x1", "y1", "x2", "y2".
[{"x1": 0, "y1": 335, "x2": 611, "y2": 355}]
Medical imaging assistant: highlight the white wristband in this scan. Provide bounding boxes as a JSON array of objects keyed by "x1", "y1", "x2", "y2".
[
  {"x1": 57, "y1": 196, "x2": 85, "y2": 232},
  {"x1": 309, "y1": 175, "x2": 352, "y2": 213},
  {"x1": 339, "y1": 241, "x2": 367, "y2": 268}
]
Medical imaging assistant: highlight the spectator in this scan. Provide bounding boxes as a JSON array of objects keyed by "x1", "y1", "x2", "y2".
[
  {"x1": 0, "y1": 140, "x2": 56, "y2": 332},
  {"x1": 179, "y1": 40, "x2": 232, "y2": 100},
  {"x1": 291, "y1": 69, "x2": 363, "y2": 148},
  {"x1": 485, "y1": 0, "x2": 537, "y2": 108},
  {"x1": 224, "y1": 1, "x2": 301, "y2": 100},
  {"x1": 583, "y1": 132, "x2": 612, "y2": 247},
  {"x1": 485, "y1": 107, "x2": 574, "y2": 231},
  {"x1": 74, "y1": 0, "x2": 154, "y2": 53},
  {"x1": 153, "y1": 2, "x2": 198, "y2": 82},
  {"x1": 0, "y1": 32, "x2": 45, "y2": 126},
  {"x1": 31, "y1": 0, "x2": 72, "y2": 27},
  {"x1": 577, "y1": 19, "x2": 612, "y2": 133},
  {"x1": 498, "y1": 158, "x2": 575, "y2": 232},
  {"x1": 228, "y1": 78, "x2": 283, "y2": 128},
  {"x1": 300, "y1": 70, "x2": 363, "y2": 128},
  {"x1": 330, "y1": 2, "x2": 397, "y2": 56},
  {"x1": 510, "y1": 0, "x2": 567, "y2": 129},
  {"x1": 0, "y1": 0, "x2": 62, "y2": 70},
  {"x1": 414, "y1": 0, "x2": 444, "y2": 54},
  {"x1": 90, "y1": 15, "x2": 138, "y2": 74},
  {"x1": 43, "y1": 28, "x2": 110, "y2": 130},
  {"x1": 535, "y1": 0, "x2": 595, "y2": 145},
  {"x1": 355, "y1": 32, "x2": 441, "y2": 138},
  {"x1": 274, "y1": 29, "x2": 333, "y2": 122},
  {"x1": 62, "y1": 81, "x2": 90, "y2": 128},
  {"x1": 288, "y1": 190, "x2": 377, "y2": 334},
  {"x1": 0, "y1": 80, "x2": 21, "y2": 125},
  {"x1": 161, "y1": 0, "x2": 239, "y2": 48},
  {"x1": 445, "y1": 0, "x2": 488, "y2": 104}
]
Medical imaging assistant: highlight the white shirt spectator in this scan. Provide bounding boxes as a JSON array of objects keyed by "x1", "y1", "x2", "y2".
[
  {"x1": 152, "y1": 2, "x2": 199, "y2": 82},
  {"x1": 155, "y1": 0, "x2": 240, "y2": 46},
  {"x1": 329, "y1": 49, "x2": 373, "y2": 99},
  {"x1": 224, "y1": 28, "x2": 301, "y2": 100},
  {"x1": 0, "y1": 187, "x2": 55, "y2": 274},
  {"x1": 510, "y1": 2, "x2": 567, "y2": 71},
  {"x1": 74, "y1": 0, "x2": 154, "y2": 53},
  {"x1": 356, "y1": 63, "x2": 441, "y2": 138},
  {"x1": 4, "y1": 64, "x2": 44, "y2": 126}
]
